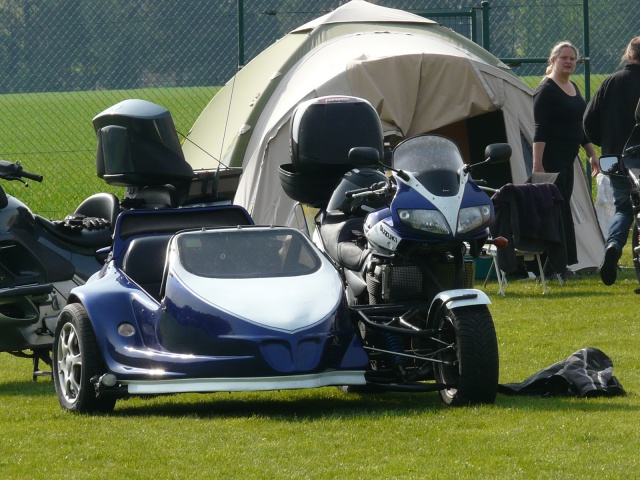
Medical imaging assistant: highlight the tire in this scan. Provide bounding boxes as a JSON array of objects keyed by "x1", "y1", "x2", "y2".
[
  {"x1": 633, "y1": 222, "x2": 640, "y2": 284},
  {"x1": 431, "y1": 304, "x2": 499, "y2": 406},
  {"x1": 52, "y1": 303, "x2": 116, "y2": 414}
]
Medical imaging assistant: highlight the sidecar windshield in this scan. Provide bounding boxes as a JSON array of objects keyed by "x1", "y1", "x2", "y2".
[
  {"x1": 175, "y1": 228, "x2": 321, "y2": 278},
  {"x1": 392, "y1": 135, "x2": 464, "y2": 197}
]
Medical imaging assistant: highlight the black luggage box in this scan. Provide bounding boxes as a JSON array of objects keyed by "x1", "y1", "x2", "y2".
[
  {"x1": 93, "y1": 99, "x2": 194, "y2": 187},
  {"x1": 280, "y1": 96, "x2": 383, "y2": 207}
]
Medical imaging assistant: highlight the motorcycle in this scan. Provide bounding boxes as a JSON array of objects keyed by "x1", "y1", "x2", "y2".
[
  {"x1": 0, "y1": 160, "x2": 118, "y2": 380},
  {"x1": 1, "y1": 99, "x2": 240, "y2": 379},
  {"x1": 279, "y1": 95, "x2": 509, "y2": 405},
  {"x1": 598, "y1": 99, "x2": 640, "y2": 286}
]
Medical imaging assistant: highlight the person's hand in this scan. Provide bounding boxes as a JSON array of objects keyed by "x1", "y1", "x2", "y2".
[{"x1": 589, "y1": 156, "x2": 600, "y2": 177}]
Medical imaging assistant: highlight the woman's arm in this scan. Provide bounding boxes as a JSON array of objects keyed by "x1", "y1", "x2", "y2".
[
  {"x1": 532, "y1": 82, "x2": 552, "y2": 173},
  {"x1": 533, "y1": 142, "x2": 546, "y2": 172}
]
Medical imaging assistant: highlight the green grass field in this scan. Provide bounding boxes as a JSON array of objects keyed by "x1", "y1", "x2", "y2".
[
  {"x1": 0, "y1": 78, "x2": 635, "y2": 478},
  {"x1": 1, "y1": 259, "x2": 638, "y2": 479}
]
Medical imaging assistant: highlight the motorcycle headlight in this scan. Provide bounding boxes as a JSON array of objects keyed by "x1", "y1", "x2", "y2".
[
  {"x1": 398, "y1": 209, "x2": 451, "y2": 234},
  {"x1": 457, "y1": 205, "x2": 492, "y2": 233}
]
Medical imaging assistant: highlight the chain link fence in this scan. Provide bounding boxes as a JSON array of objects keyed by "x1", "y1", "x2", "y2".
[{"x1": 0, "y1": 0, "x2": 637, "y2": 217}]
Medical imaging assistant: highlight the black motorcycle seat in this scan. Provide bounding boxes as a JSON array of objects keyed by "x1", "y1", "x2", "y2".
[
  {"x1": 320, "y1": 214, "x2": 369, "y2": 272},
  {"x1": 74, "y1": 192, "x2": 120, "y2": 226},
  {"x1": 36, "y1": 215, "x2": 112, "y2": 250}
]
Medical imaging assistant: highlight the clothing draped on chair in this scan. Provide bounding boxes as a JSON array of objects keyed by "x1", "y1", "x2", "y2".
[{"x1": 489, "y1": 182, "x2": 568, "y2": 275}]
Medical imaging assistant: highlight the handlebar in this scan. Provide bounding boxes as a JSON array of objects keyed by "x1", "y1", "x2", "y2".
[
  {"x1": 345, "y1": 181, "x2": 388, "y2": 199},
  {"x1": 21, "y1": 171, "x2": 44, "y2": 183},
  {"x1": 0, "y1": 160, "x2": 43, "y2": 184}
]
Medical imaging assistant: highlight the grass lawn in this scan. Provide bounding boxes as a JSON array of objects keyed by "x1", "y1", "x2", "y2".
[
  {"x1": 0, "y1": 75, "x2": 634, "y2": 478},
  {"x1": 1, "y1": 250, "x2": 638, "y2": 479}
]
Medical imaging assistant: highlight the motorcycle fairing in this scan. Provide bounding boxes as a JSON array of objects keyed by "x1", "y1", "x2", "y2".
[
  {"x1": 364, "y1": 212, "x2": 401, "y2": 255},
  {"x1": 391, "y1": 178, "x2": 494, "y2": 239},
  {"x1": 363, "y1": 183, "x2": 492, "y2": 254}
]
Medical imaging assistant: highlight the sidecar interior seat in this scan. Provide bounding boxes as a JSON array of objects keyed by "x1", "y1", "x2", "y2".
[
  {"x1": 74, "y1": 192, "x2": 120, "y2": 227},
  {"x1": 122, "y1": 234, "x2": 173, "y2": 301}
]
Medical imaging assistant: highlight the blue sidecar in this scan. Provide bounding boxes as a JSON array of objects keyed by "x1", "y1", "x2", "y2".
[{"x1": 52, "y1": 205, "x2": 369, "y2": 413}]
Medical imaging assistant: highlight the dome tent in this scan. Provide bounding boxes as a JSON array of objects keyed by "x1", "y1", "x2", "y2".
[{"x1": 183, "y1": 0, "x2": 603, "y2": 272}]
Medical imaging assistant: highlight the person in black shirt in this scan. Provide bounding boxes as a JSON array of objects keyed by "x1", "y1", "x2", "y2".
[
  {"x1": 584, "y1": 36, "x2": 640, "y2": 285},
  {"x1": 533, "y1": 41, "x2": 598, "y2": 270}
]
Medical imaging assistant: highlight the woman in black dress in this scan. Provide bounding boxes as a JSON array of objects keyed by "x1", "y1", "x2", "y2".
[{"x1": 533, "y1": 41, "x2": 598, "y2": 269}]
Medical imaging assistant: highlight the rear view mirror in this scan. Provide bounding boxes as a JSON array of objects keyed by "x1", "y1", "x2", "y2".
[
  {"x1": 599, "y1": 155, "x2": 623, "y2": 176},
  {"x1": 484, "y1": 143, "x2": 511, "y2": 164},
  {"x1": 348, "y1": 147, "x2": 381, "y2": 168}
]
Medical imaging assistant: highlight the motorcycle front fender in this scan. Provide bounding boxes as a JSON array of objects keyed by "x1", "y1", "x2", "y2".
[{"x1": 427, "y1": 288, "x2": 491, "y2": 325}]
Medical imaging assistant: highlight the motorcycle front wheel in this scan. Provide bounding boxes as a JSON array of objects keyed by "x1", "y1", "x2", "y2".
[
  {"x1": 52, "y1": 303, "x2": 116, "y2": 414},
  {"x1": 431, "y1": 304, "x2": 499, "y2": 406}
]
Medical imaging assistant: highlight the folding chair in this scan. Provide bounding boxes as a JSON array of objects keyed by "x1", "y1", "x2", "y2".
[{"x1": 486, "y1": 182, "x2": 567, "y2": 295}]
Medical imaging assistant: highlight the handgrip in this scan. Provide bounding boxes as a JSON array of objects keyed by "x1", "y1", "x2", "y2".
[{"x1": 21, "y1": 171, "x2": 43, "y2": 182}]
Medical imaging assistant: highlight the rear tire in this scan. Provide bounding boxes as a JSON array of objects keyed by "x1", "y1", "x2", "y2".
[
  {"x1": 52, "y1": 303, "x2": 116, "y2": 413},
  {"x1": 431, "y1": 304, "x2": 499, "y2": 406},
  {"x1": 633, "y1": 222, "x2": 640, "y2": 284}
]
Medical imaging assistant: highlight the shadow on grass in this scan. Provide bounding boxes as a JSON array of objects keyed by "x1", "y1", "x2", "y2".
[
  {"x1": 482, "y1": 268, "x2": 640, "y2": 299},
  {"x1": 0, "y1": 377, "x2": 635, "y2": 419},
  {"x1": 111, "y1": 390, "x2": 444, "y2": 420},
  {"x1": 0, "y1": 378, "x2": 54, "y2": 397},
  {"x1": 483, "y1": 287, "x2": 631, "y2": 300},
  {"x1": 108, "y1": 389, "x2": 638, "y2": 420}
]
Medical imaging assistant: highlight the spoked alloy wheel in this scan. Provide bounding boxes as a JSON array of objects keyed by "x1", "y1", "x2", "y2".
[
  {"x1": 52, "y1": 303, "x2": 116, "y2": 413},
  {"x1": 431, "y1": 304, "x2": 499, "y2": 406},
  {"x1": 633, "y1": 222, "x2": 640, "y2": 284}
]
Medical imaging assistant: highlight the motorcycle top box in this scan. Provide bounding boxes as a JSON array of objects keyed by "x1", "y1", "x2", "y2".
[
  {"x1": 93, "y1": 99, "x2": 194, "y2": 188},
  {"x1": 279, "y1": 96, "x2": 383, "y2": 208},
  {"x1": 52, "y1": 205, "x2": 369, "y2": 413}
]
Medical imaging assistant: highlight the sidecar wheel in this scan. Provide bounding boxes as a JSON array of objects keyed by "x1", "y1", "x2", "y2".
[
  {"x1": 633, "y1": 223, "x2": 640, "y2": 284},
  {"x1": 52, "y1": 303, "x2": 116, "y2": 414},
  {"x1": 431, "y1": 305, "x2": 498, "y2": 406}
]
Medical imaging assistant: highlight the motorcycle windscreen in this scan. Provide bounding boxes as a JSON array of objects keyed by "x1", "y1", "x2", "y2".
[
  {"x1": 175, "y1": 228, "x2": 321, "y2": 278},
  {"x1": 393, "y1": 134, "x2": 464, "y2": 197}
]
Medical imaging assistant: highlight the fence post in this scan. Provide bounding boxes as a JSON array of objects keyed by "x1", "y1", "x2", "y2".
[
  {"x1": 481, "y1": 1, "x2": 491, "y2": 52},
  {"x1": 583, "y1": 0, "x2": 590, "y2": 101},
  {"x1": 238, "y1": 0, "x2": 245, "y2": 70}
]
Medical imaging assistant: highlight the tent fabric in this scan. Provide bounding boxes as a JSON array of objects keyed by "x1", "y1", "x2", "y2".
[
  {"x1": 291, "y1": 0, "x2": 437, "y2": 32},
  {"x1": 183, "y1": 0, "x2": 604, "y2": 271}
]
